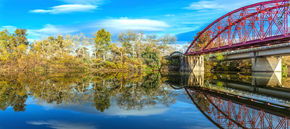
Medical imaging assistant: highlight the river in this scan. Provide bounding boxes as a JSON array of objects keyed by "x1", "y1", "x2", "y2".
[{"x1": 0, "y1": 72, "x2": 289, "y2": 129}]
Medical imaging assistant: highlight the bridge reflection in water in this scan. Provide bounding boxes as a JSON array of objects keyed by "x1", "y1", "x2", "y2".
[{"x1": 167, "y1": 72, "x2": 290, "y2": 129}]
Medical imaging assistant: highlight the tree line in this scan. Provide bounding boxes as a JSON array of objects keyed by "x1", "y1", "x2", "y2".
[{"x1": 0, "y1": 28, "x2": 177, "y2": 73}]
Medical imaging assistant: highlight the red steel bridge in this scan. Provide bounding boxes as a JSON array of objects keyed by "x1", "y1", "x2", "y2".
[
  {"x1": 185, "y1": 0, "x2": 290, "y2": 56},
  {"x1": 185, "y1": 86, "x2": 290, "y2": 129}
]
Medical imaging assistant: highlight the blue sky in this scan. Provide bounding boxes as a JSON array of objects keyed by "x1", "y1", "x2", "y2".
[{"x1": 0, "y1": 0, "x2": 265, "y2": 43}]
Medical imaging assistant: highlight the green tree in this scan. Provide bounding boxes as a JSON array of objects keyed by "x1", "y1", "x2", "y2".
[
  {"x1": 0, "y1": 28, "x2": 180, "y2": 72},
  {"x1": 110, "y1": 43, "x2": 125, "y2": 63},
  {"x1": 118, "y1": 31, "x2": 136, "y2": 57},
  {"x1": 94, "y1": 29, "x2": 111, "y2": 61},
  {"x1": 76, "y1": 47, "x2": 89, "y2": 59},
  {"x1": 93, "y1": 84, "x2": 111, "y2": 112},
  {"x1": 142, "y1": 47, "x2": 160, "y2": 69},
  {"x1": 133, "y1": 32, "x2": 145, "y2": 58},
  {"x1": 13, "y1": 29, "x2": 29, "y2": 47},
  {"x1": 0, "y1": 30, "x2": 11, "y2": 62}
]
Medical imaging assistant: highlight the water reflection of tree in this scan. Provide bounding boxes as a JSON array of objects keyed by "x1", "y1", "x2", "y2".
[
  {"x1": 0, "y1": 74, "x2": 28, "y2": 111},
  {"x1": 0, "y1": 72, "x2": 177, "y2": 112},
  {"x1": 93, "y1": 83, "x2": 111, "y2": 112},
  {"x1": 115, "y1": 73, "x2": 176, "y2": 110},
  {"x1": 204, "y1": 72, "x2": 252, "y2": 85}
]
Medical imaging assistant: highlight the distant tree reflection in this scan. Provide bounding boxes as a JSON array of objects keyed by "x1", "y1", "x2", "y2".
[
  {"x1": 93, "y1": 84, "x2": 111, "y2": 112},
  {"x1": 0, "y1": 72, "x2": 177, "y2": 112}
]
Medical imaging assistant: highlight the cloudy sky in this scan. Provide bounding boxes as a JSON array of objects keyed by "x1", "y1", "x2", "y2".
[{"x1": 0, "y1": 0, "x2": 265, "y2": 42}]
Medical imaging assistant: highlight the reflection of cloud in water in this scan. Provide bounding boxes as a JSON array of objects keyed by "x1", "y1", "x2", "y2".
[
  {"x1": 27, "y1": 121, "x2": 96, "y2": 129},
  {"x1": 184, "y1": 126, "x2": 217, "y2": 129},
  {"x1": 37, "y1": 99, "x2": 169, "y2": 117},
  {"x1": 104, "y1": 100, "x2": 168, "y2": 116}
]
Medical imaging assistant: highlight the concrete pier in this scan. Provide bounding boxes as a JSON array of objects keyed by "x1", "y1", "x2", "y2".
[
  {"x1": 252, "y1": 72, "x2": 282, "y2": 87},
  {"x1": 180, "y1": 56, "x2": 204, "y2": 72},
  {"x1": 188, "y1": 72, "x2": 204, "y2": 87},
  {"x1": 252, "y1": 56, "x2": 282, "y2": 72}
]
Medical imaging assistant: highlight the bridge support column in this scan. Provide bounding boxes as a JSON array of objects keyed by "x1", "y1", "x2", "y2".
[
  {"x1": 252, "y1": 72, "x2": 282, "y2": 87},
  {"x1": 251, "y1": 56, "x2": 282, "y2": 72},
  {"x1": 188, "y1": 72, "x2": 204, "y2": 87},
  {"x1": 180, "y1": 56, "x2": 204, "y2": 72}
]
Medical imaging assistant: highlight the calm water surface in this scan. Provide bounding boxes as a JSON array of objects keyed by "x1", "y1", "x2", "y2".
[{"x1": 0, "y1": 72, "x2": 289, "y2": 129}]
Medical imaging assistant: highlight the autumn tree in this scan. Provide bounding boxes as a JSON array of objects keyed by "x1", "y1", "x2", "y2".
[
  {"x1": 94, "y1": 29, "x2": 111, "y2": 61},
  {"x1": 0, "y1": 30, "x2": 11, "y2": 62},
  {"x1": 118, "y1": 31, "x2": 136, "y2": 57},
  {"x1": 0, "y1": 28, "x2": 179, "y2": 72},
  {"x1": 12, "y1": 29, "x2": 29, "y2": 47},
  {"x1": 158, "y1": 34, "x2": 176, "y2": 57},
  {"x1": 142, "y1": 47, "x2": 160, "y2": 69}
]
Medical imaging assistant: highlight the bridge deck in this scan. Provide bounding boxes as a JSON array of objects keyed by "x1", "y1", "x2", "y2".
[{"x1": 206, "y1": 42, "x2": 290, "y2": 60}]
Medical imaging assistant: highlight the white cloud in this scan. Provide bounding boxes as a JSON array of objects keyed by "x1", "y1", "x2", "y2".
[
  {"x1": 36, "y1": 99, "x2": 169, "y2": 116},
  {"x1": 165, "y1": 14, "x2": 175, "y2": 17},
  {"x1": 30, "y1": 4, "x2": 97, "y2": 14},
  {"x1": 30, "y1": 0, "x2": 105, "y2": 14},
  {"x1": 103, "y1": 101, "x2": 169, "y2": 116},
  {"x1": 58, "y1": 0, "x2": 104, "y2": 5},
  {"x1": 0, "y1": 26, "x2": 17, "y2": 32},
  {"x1": 0, "y1": 24, "x2": 79, "y2": 42},
  {"x1": 185, "y1": 1, "x2": 224, "y2": 10},
  {"x1": 99, "y1": 18, "x2": 170, "y2": 31},
  {"x1": 169, "y1": 43, "x2": 188, "y2": 53},
  {"x1": 27, "y1": 121, "x2": 97, "y2": 129},
  {"x1": 30, "y1": 24, "x2": 77, "y2": 35},
  {"x1": 27, "y1": 24, "x2": 78, "y2": 40},
  {"x1": 185, "y1": 0, "x2": 266, "y2": 10},
  {"x1": 0, "y1": 18, "x2": 171, "y2": 41}
]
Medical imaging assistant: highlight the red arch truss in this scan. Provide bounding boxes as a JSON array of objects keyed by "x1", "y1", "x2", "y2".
[
  {"x1": 185, "y1": 87, "x2": 290, "y2": 129},
  {"x1": 185, "y1": 0, "x2": 290, "y2": 55}
]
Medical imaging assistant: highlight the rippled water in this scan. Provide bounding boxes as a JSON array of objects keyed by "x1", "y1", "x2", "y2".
[{"x1": 0, "y1": 72, "x2": 289, "y2": 129}]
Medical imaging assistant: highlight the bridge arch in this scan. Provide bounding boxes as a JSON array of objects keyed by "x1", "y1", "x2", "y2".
[{"x1": 185, "y1": 0, "x2": 290, "y2": 55}]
